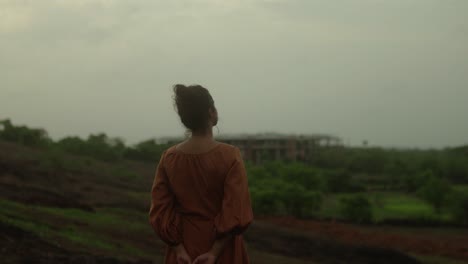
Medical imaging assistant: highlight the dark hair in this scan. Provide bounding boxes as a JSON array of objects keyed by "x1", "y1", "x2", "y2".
[{"x1": 173, "y1": 84, "x2": 215, "y2": 132}]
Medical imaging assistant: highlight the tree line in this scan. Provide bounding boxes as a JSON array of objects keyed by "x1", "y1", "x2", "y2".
[
  {"x1": 1, "y1": 119, "x2": 467, "y2": 225},
  {"x1": 0, "y1": 119, "x2": 169, "y2": 162}
]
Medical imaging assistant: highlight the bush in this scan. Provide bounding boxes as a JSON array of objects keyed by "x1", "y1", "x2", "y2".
[
  {"x1": 278, "y1": 183, "x2": 322, "y2": 218},
  {"x1": 325, "y1": 170, "x2": 365, "y2": 193},
  {"x1": 403, "y1": 170, "x2": 433, "y2": 192},
  {"x1": 250, "y1": 188, "x2": 282, "y2": 215},
  {"x1": 39, "y1": 149, "x2": 66, "y2": 171},
  {"x1": 57, "y1": 134, "x2": 125, "y2": 162},
  {"x1": 448, "y1": 191, "x2": 468, "y2": 225},
  {"x1": 298, "y1": 191, "x2": 323, "y2": 218},
  {"x1": 339, "y1": 194, "x2": 373, "y2": 223},
  {"x1": 123, "y1": 140, "x2": 169, "y2": 162},
  {"x1": 417, "y1": 175, "x2": 452, "y2": 214},
  {"x1": 250, "y1": 180, "x2": 323, "y2": 218}
]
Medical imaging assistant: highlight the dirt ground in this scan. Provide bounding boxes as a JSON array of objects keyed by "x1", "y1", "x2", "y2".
[
  {"x1": 258, "y1": 216, "x2": 468, "y2": 262},
  {"x1": 0, "y1": 222, "x2": 152, "y2": 264}
]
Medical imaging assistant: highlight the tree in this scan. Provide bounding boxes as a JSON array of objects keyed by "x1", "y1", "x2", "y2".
[
  {"x1": 57, "y1": 133, "x2": 126, "y2": 162},
  {"x1": 278, "y1": 183, "x2": 322, "y2": 218},
  {"x1": 403, "y1": 170, "x2": 433, "y2": 193},
  {"x1": 280, "y1": 163, "x2": 324, "y2": 191},
  {"x1": 0, "y1": 119, "x2": 51, "y2": 147},
  {"x1": 124, "y1": 139, "x2": 169, "y2": 162},
  {"x1": 250, "y1": 187, "x2": 282, "y2": 216},
  {"x1": 324, "y1": 170, "x2": 365, "y2": 193},
  {"x1": 347, "y1": 147, "x2": 387, "y2": 174},
  {"x1": 444, "y1": 155, "x2": 468, "y2": 183},
  {"x1": 417, "y1": 175, "x2": 452, "y2": 214},
  {"x1": 448, "y1": 191, "x2": 468, "y2": 225}
]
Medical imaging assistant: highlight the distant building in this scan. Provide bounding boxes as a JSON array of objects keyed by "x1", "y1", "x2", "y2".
[{"x1": 159, "y1": 133, "x2": 342, "y2": 164}]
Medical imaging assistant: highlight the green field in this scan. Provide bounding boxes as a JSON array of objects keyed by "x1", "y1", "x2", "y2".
[{"x1": 320, "y1": 191, "x2": 453, "y2": 222}]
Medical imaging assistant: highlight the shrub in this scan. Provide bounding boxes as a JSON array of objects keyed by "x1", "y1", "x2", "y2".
[
  {"x1": 339, "y1": 194, "x2": 373, "y2": 223},
  {"x1": 417, "y1": 175, "x2": 452, "y2": 214},
  {"x1": 403, "y1": 170, "x2": 433, "y2": 192},
  {"x1": 299, "y1": 191, "x2": 323, "y2": 218},
  {"x1": 277, "y1": 183, "x2": 322, "y2": 218},
  {"x1": 39, "y1": 148, "x2": 66, "y2": 171},
  {"x1": 250, "y1": 187, "x2": 282, "y2": 215},
  {"x1": 448, "y1": 191, "x2": 468, "y2": 225},
  {"x1": 325, "y1": 170, "x2": 366, "y2": 193}
]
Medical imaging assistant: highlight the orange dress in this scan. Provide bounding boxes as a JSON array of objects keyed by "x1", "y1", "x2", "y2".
[{"x1": 149, "y1": 143, "x2": 253, "y2": 264}]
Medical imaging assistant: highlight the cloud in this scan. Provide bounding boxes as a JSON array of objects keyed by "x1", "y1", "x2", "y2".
[
  {"x1": 0, "y1": 1, "x2": 34, "y2": 33},
  {"x1": 0, "y1": 0, "x2": 467, "y2": 147}
]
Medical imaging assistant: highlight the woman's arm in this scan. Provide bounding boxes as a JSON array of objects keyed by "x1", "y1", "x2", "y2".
[
  {"x1": 149, "y1": 152, "x2": 183, "y2": 246},
  {"x1": 210, "y1": 234, "x2": 233, "y2": 257},
  {"x1": 172, "y1": 244, "x2": 192, "y2": 264}
]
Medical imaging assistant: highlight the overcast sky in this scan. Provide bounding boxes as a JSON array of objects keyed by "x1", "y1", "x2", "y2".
[{"x1": 1, "y1": 0, "x2": 467, "y2": 148}]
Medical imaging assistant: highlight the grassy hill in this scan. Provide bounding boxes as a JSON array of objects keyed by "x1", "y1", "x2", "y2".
[{"x1": 1, "y1": 140, "x2": 466, "y2": 264}]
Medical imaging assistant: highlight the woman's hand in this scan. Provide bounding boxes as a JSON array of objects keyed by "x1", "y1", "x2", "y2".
[
  {"x1": 192, "y1": 251, "x2": 217, "y2": 264},
  {"x1": 173, "y1": 244, "x2": 192, "y2": 264},
  {"x1": 192, "y1": 233, "x2": 231, "y2": 263}
]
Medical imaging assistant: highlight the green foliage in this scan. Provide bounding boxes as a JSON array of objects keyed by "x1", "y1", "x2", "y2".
[
  {"x1": 123, "y1": 139, "x2": 169, "y2": 162},
  {"x1": 347, "y1": 148, "x2": 388, "y2": 174},
  {"x1": 324, "y1": 170, "x2": 365, "y2": 193},
  {"x1": 1, "y1": 119, "x2": 168, "y2": 163},
  {"x1": 56, "y1": 134, "x2": 168, "y2": 163},
  {"x1": 448, "y1": 191, "x2": 468, "y2": 225},
  {"x1": 39, "y1": 148, "x2": 66, "y2": 170},
  {"x1": 248, "y1": 162, "x2": 324, "y2": 218},
  {"x1": 403, "y1": 170, "x2": 434, "y2": 192},
  {"x1": 3, "y1": 118, "x2": 468, "y2": 224},
  {"x1": 250, "y1": 183, "x2": 322, "y2": 218},
  {"x1": 250, "y1": 187, "x2": 282, "y2": 215},
  {"x1": 310, "y1": 147, "x2": 348, "y2": 169},
  {"x1": 295, "y1": 190, "x2": 322, "y2": 218},
  {"x1": 3, "y1": 118, "x2": 468, "y2": 187},
  {"x1": 57, "y1": 134, "x2": 125, "y2": 162},
  {"x1": 111, "y1": 166, "x2": 139, "y2": 182},
  {"x1": 279, "y1": 184, "x2": 322, "y2": 218},
  {"x1": 370, "y1": 192, "x2": 436, "y2": 221},
  {"x1": 417, "y1": 174, "x2": 452, "y2": 213},
  {"x1": 0, "y1": 198, "x2": 152, "y2": 258},
  {"x1": 0, "y1": 119, "x2": 51, "y2": 147},
  {"x1": 339, "y1": 194, "x2": 373, "y2": 223},
  {"x1": 444, "y1": 155, "x2": 468, "y2": 183}
]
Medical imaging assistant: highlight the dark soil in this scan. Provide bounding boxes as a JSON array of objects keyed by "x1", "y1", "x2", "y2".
[
  {"x1": 245, "y1": 222, "x2": 422, "y2": 264},
  {"x1": 0, "y1": 222, "x2": 151, "y2": 264},
  {"x1": 260, "y1": 216, "x2": 468, "y2": 262}
]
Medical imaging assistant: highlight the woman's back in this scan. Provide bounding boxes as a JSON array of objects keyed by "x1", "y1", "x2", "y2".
[
  {"x1": 150, "y1": 142, "x2": 253, "y2": 263},
  {"x1": 165, "y1": 143, "x2": 236, "y2": 218}
]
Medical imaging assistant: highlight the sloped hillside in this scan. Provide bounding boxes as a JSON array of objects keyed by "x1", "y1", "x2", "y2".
[{"x1": 0, "y1": 141, "x2": 437, "y2": 264}]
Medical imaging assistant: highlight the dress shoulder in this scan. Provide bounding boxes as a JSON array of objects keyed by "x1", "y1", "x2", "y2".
[{"x1": 217, "y1": 142, "x2": 238, "y2": 152}]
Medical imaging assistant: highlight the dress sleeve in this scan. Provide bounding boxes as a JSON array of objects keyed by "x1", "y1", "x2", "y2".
[
  {"x1": 214, "y1": 148, "x2": 253, "y2": 238},
  {"x1": 149, "y1": 152, "x2": 182, "y2": 246}
]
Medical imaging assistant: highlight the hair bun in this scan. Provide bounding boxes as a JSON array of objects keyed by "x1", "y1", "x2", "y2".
[
  {"x1": 172, "y1": 84, "x2": 215, "y2": 132},
  {"x1": 173, "y1": 84, "x2": 190, "y2": 98}
]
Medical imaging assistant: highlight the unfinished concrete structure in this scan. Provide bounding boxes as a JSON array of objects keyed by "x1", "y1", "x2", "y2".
[{"x1": 160, "y1": 133, "x2": 342, "y2": 164}]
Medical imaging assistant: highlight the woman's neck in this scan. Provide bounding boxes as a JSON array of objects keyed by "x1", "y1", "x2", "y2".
[{"x1": 191, "y1": 127, "x2": 214, "y2": 139}]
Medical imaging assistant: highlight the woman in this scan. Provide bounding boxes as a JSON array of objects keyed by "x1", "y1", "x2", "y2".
[{"x1": 149, "y1": 84, "x2": 253, "y2": 264}]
